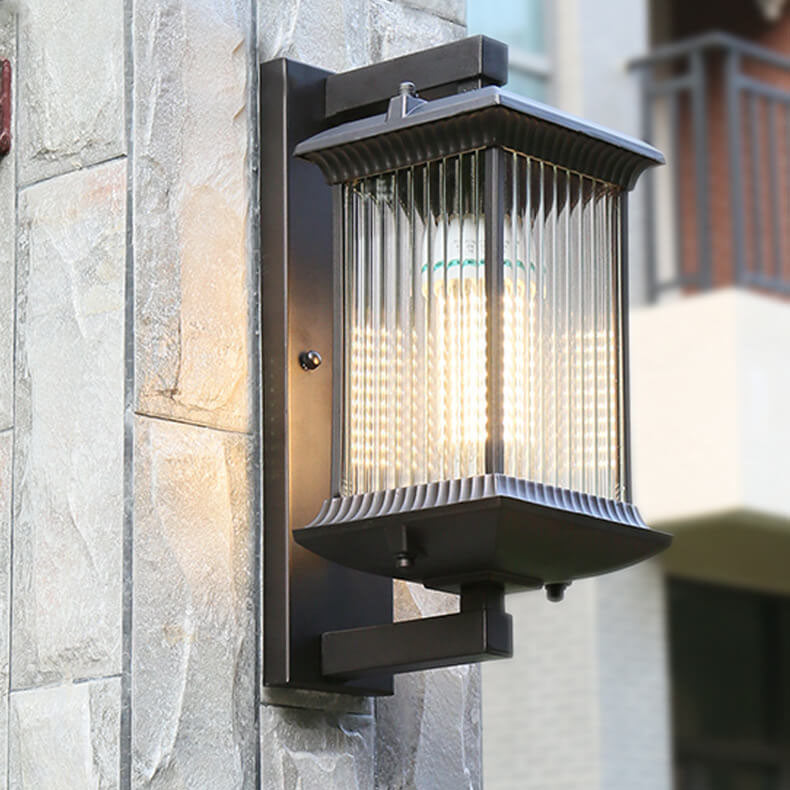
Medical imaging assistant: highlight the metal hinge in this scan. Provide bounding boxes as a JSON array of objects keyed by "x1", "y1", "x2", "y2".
[{"x1": 0, "y1": 59, "x2": 11, "y2": 157}]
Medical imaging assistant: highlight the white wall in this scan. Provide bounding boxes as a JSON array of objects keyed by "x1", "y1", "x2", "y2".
[{"x1": 631, "y1": 288, "x2": 790, "y2": 525}]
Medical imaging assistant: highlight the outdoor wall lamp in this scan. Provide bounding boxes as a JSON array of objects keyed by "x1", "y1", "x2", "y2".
[{"x1": 261, "y1": 36, "x2": 672, "y2": 697}]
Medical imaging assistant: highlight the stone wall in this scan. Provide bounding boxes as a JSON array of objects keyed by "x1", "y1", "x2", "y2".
[{"x1": 0, "y1": 0, "x2": 479, "y2": 788}]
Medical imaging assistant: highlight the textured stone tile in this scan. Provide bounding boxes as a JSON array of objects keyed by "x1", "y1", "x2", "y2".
[
  {"x1": 393, "y1": 0, "x2": 465, "y2": 25},
  {"x1": 0, "y1": 432, "x2": 12, "y2": 790},
  {"x1": 132, "y1": 417, "x2": 256, "y2": 789},
  {"x1": 0, "y1": 7, "x2": 15, "y2": 431},
  {"x1": 261, "y1": 705, "x2": 374, "y2": 790},
  {"x1": 375, "y1": 581, "x2": 482, "y2": 790},
  {"x1": 368, "y1": 0, "x2": 464, "y2": 62},
  {"x1": 0, "y1": 694, "x2": 6, "y2": 790},
  {"x1": 376, "y1": 666, "x2": 481, "y2": 790},
  {"x1": 9, "y1": 678, "x2": 121, "y2": 790},
  {"x1": 258, "y1": 0, "x2": 462, "y2": 76},
  {"x1": 258, "y1": 0, "x2": 371, "y2": 72},
  {"x1": 17, "y1": 0, "x2": 125, "y2": 185},
  {"x1": 394, "y1": 579, "x2": 457, "y2": 621},
  {"x1": 262, "y1": 687, "x2": 373, "y2": 716},
  {"x1": 133, "y1": 0, "x2": 253, "y2": 433},
  {"x1": 12, "y1": 161, "x2": 126, "y2": 688}
]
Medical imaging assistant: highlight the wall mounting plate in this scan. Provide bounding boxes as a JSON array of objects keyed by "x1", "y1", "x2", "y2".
[{"x1": 260, "y1": 58, "x2": 394, "y2": 696}]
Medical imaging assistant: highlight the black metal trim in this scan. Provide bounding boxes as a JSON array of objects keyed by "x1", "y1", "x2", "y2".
[{"x1": 325, "y1": 35, "x2": 508, "y2": 121}]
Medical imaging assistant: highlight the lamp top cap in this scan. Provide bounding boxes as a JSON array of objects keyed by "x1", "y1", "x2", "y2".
[{"x1": 295, "y1": 85, "x2": 664, "y2": 190}]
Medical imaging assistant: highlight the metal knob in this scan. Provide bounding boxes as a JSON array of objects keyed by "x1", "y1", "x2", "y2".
[
  {"x1": 545, "y1": 582, "x2": 570, "y2": 603},
  {"x1": 395, "y1": 552, "x2": 413, "y2": 570},
  {"x1": 299, "y1": 350, "x2": 322, "y2": 371}
]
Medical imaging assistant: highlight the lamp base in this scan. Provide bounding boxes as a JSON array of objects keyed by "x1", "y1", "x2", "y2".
[{"x1": 295, "y1": 475, "x2": 672, "y2": 594}]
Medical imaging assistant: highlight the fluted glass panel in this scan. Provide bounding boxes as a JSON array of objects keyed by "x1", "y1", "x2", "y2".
[
  {"x1": 502, "y1": 152, "x2": 624, "y2": 500},
  {"x1": 341, "y1": 151, "x2": 624, "y2": 501},
  {"x1": 342, "y1": 153, "x2": 486, "y2": 495}
]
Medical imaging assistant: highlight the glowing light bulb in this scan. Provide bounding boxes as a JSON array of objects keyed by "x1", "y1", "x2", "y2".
[
  {"x1": 341, "y1": 153, "x2": 624, "y2": 502},
  {"x1": 422, "y1": 214, "x2": 487, "y2": 480}
]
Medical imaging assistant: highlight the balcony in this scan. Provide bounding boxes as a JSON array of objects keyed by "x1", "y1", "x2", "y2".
[
  {"x1": 630, "y1": 32, "x2": 790, "y2": 302},
  {"x1": 628, "y1": 33, "x2": 790, "y2": 596}
]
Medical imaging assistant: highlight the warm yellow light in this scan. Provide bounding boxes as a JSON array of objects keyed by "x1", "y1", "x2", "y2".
[{"x1": 342, "y1": 152, "x2": 623, "y2": 501}]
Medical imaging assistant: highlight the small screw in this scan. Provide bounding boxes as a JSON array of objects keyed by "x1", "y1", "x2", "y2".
[
  {"x1": 545, "y1": 582, "x2": 570, "y2": 603},
  {"x1": 299, "y1": 350, "x2": 322, "y2": 371},
  {"x1": 395, "y1": 552, "x2": 413, "y2": 570},
  {"x1": 399, "y1": 81, "x2": 416, "y2": 97}
]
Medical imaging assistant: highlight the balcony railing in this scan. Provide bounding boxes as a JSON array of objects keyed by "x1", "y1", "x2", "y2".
[{"x1": 631, "y1": 32, "x2": 790, "y2": 302}]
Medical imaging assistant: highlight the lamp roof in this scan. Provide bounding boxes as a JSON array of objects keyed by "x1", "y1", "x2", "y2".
[{"x1": 294, "y1": 85, "x2": 664, "y2": 189}]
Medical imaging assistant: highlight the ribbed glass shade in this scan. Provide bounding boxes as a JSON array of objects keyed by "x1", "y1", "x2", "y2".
[{"x1": 341, "y1": 150, "x2": 625, "y2": 501}]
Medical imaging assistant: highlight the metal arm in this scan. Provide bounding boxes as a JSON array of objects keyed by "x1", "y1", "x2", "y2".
[{"x1": 322, "y1": 583, "x2": 513, "y2": 680}]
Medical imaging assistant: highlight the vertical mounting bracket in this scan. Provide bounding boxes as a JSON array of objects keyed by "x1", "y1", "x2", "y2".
[
  {"x1": 0, "y1": 60, "x2": 11, "y2": 157},
  {"x1": 260, "y1": 57, "x2": 394, "y2": 697},
  {"x1": 260, "y1": 39, "x2": 511, "y2": 697}
]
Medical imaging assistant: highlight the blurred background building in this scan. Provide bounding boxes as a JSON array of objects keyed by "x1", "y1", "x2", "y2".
[{"x1": 479, "y1": 1, "x2": 790, "y2": 789}]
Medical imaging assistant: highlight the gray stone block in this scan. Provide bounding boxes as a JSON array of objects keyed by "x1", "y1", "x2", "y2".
[
  {"x1": 257, "y1": 0, "x2": 463, "y2": 84},
  {"x1": 12, "y1": 161, "x2": 126, "y2": 688},
  {"x1": 368, "y1": 0, "x2": 464, "y2": 62},
  {"x1": 132, "y1": 416, "x2": 256, "y2": 789},
  {"x1": 0, "y1": 7, "x2": 15, "y2": 431},
  {"x1": 9, "y1": 677, "x2": 121, "y2": 790},
  {"x1": 375, "y1": 581, "x2": 482, "y2": 789},
  {"x1": 133, "y1": 0, "x2": 254, "y2": 434},
  {"x1": 394, "y1": 0, "x2": 465, "y2": 26},
  {"x1": 258, "y1": 0, "x2": 371, "y2": 72},
  {"x1": 17, "y1": 0, "x2": 125, "y2": 185},
  {"x1": 376, "y1": 664, "x2": 482, "y2": 790},
  {"x1": 0, "y1": 431, "x2": 11, "y2": 790},
  {"x1": 261, "y1": 705, "x2": 374, "y2": 790}
]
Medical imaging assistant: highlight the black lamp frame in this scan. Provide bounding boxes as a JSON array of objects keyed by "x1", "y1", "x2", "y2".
[{"x1": 260, "y1": 37, "x2": 670, "y2": 697}]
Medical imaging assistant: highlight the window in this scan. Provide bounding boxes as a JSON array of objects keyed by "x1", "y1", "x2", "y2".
[
  {"x1": 670, "y1": 579, "x2": 790, "y2": 790},
  {"x1": 466, "y1": 0, "x2": 550, "y2": 101}
]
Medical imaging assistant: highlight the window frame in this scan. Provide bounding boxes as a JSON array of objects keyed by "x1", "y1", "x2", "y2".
[
  {"x1": 669, "y1": 577, "x2": 790, "y2": 790},
  {"x1": 466, "y1": 0, "x2": 553, "y2": 102}
]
